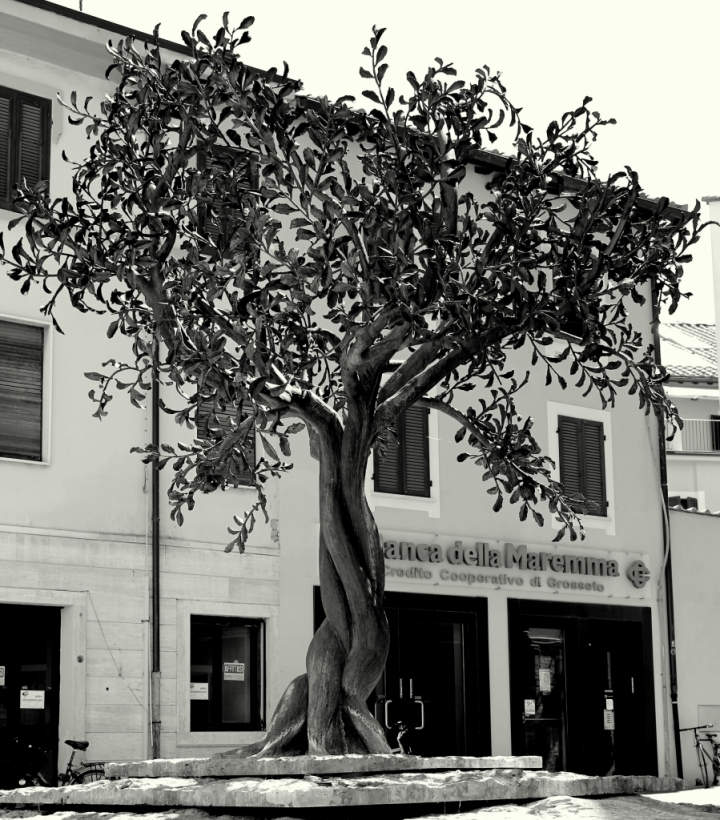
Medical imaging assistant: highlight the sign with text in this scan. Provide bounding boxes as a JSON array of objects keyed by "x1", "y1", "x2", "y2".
[
  {"x1": 19, "y1": 690, "x2": 44, "y2": 709},
  {"x1": 379, "y1": 531, "x2": 652, "y2": 600},
  {"x1": 189, "y1": 682, "x2": 209, "y2": 700},
  {"x1": 223, "y1": 663, "x2": 245, "y2": 682}
]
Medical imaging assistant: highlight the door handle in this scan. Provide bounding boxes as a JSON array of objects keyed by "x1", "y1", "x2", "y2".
[
  {"x1": 384, "y1": 699, "x2": 393, "y2": 730},
  {"x1": 414, "y1": 698, "x2": 425, "y2": 731}
]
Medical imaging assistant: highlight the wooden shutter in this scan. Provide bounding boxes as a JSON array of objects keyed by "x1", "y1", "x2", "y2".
[
  {"x1": 402, "y1": 405, "x2": 430, "y2": 497},
  {"x1": 197, "y1": 399, "x2": 255, "y2": 485},
  {"x1": 18, "y1": 98, "x2": 46, "y2": 189},
  {"x1": 374, "y1": 406, "x2": 430, "y2": 497},
  {"x1": 0, "y1": 92, "x2": 11, "y2": 205},
  {"x1": 558, "y1": 415, "x2": 606, "y2": 516},
  {"x1": 374, "y1": 424, "x2": 401, "y2": 494},
  {"x1": 0, "y1": 320, "x2": 43, "y2": 460},
  {"x1": 199, "y1": 150, "x2": 256, "y2": 248}
]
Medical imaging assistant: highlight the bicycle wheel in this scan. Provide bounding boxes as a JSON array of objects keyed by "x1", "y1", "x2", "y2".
[
  {"x1": 70, "y1": 765, "x2": 105, "y2": 785},
  {"x1": 698, "y1": 750, "x2": 711, "y2": 788}
]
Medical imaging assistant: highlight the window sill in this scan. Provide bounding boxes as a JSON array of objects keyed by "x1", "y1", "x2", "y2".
[
  {"x1": 176, "y1": 730, "x2": 265, "y2": 748},
  {"x1": 0, "y1": 455, "x2": 49, "y2": 466},
  {"x1": 551, "y1": 511, "x2": 615, "y2": 536},
  {"x1": 368, "y1": 489, "x2": 441, "y2": 519}
]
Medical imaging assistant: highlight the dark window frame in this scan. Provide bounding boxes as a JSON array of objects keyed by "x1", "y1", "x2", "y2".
[
  {"x1": 189, "y1": 614, "x2": 265, "y2": 733},
  {"x1": 0, "y1": 85, "x2": 51, "y2": 212},
  {"x1": 558, "y1": 415, "x2": 607, "y2": 517},
  {"x1": 373, "y1": 405, "x2": 431, "y2": 498},
  {"x1": 0, "y1": 318, "x2": 44, "y2": 461}
]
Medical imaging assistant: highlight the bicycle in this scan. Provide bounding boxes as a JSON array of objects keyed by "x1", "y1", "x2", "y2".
[
  {"x1": 57, "y1": 740, "x2": 105, "y2": 785},
  {"x1": 680, "y1": 724, "x2": 720, "y2": 788}
]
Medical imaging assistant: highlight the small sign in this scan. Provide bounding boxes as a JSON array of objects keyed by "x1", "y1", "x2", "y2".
[
  {"x1": 20, "y1": 690, "x2": 45, "y2": 709},
  {"x1": 524, "y1": 699, "x2": 536, "y2": 717},
  {"x1": 189, "y1": 682, "x2": 209, "y2": 700},
  {"x1": 605, "y1": 698, "x2": 614, "y2": 711},
  {"x1": 603, "y1": 709, "x2": 615, "y2": 730},
  {"x1": 539, "y1": 669, "x2": 551, "y2": 694},
  {"x1": 224, "y1": 662, "x2": 245, "y2": 682},
  {"x1": 0, "y1": 666, "x2": 5, "y2": 686}
]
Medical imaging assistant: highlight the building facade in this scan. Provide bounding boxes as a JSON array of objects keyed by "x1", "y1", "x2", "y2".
[{"x1": 0, "y1": 0, "x2": 679, "y2": 783}]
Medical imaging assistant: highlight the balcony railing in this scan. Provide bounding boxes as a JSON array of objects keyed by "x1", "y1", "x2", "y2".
[{"x1": 668, "y1": 418, "x2": 720, "y2": 453}]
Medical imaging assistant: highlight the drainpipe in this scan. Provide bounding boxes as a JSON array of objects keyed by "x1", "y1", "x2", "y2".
[
  {"x1": 651, "y1": 277, "x2": 683, "y2": 779},
  {"x1": 151, "y1": 340, "x2": 162, "y2": 759}
]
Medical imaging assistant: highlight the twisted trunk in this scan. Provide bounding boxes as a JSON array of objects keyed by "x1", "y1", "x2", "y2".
[{"x1": 223, "y1": 415, "x2": 392, "y2": 757}]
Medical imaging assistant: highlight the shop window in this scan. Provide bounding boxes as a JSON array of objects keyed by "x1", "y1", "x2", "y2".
[
  {"x1": 0, "y1": 319, "x2": 44, "y2": 461},
  {"x1": 373, "y1": 405, "x2": 431, "y2": 497},
  {"x1": 196, "y1": 400, "x2": 255, "y2": 486},
  {"x1": 0, "y1": 87, "x2": 51, "y2": 211},
  {"x1": 190, "y1": 615, "x2": 264, "y2": 732},
  {"x1": 557, "y1": 415, "x2": 607, "y2": 516}
]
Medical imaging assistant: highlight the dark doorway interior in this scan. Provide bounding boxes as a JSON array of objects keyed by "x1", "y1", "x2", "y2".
[
  {"x1": 0, "y1": 604, "x2": 61, "y2": 787},
  {"x1": 508, "y1": 599, "x2": 657, "y2": 776},
  {"x1": 314, "y1": 588, "x2": 490, "y2": 756}
]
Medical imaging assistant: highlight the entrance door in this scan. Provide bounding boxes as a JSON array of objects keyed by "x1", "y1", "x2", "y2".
[
  {"x1": 508, "y1": 600, "x2": 657, "y2": 776},
  {"x1": 314, "y1": 590, "x2": 490, "y2": 756},
  {"x1": 0, "y1": 605, "x2": 61, "y2": 787}
]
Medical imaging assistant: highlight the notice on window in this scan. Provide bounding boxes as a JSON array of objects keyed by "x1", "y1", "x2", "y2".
[
  {"x1": 538, "y1": 669, "x2": 551, "y2": 694},
  {"x1": 603, "y1": 709, "x2": 615, "y2": 730},
  {"x1": 524, "y1": 699, "x2": 536, "y2": 717},
  {"x1": 224, "y1": 662, "x2": 245, "y2": 682},
  {"x1": 189, "y1": 682, "x2": 209, "y2": 700},
  {"x1": 20, "y1": 689, "x2": 44, "y2": 709},
  {"x1": 0, "y1": 666, "x2": 5, "y2": 686}
]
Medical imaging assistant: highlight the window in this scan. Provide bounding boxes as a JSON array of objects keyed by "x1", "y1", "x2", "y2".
[
  {"x1": 558, "y1": 415, "x2": 607, "y2": 516},
  {"x1": 0, "y1": 86, "x2": 51, "y2": 211},
  {"x1": 190, "y1": 615, "x2": 264, "y2": 732},
  {"x1": 196, "y1": 399, "x2": 255, "y2": 486},
  {"x1": 374, "y1": 405, "x2": 431, "y2": 497},
  {"x1": 198, "y1": 149, "x2": 257, "y2": 251},
  {"x1": 0, "y1": 319, "x2": 43, "y2": 460}
]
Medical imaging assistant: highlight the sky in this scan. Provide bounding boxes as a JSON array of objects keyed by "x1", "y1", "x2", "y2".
[{"x1": 58, "y1": 0, "x2": 720, "y2": 324}]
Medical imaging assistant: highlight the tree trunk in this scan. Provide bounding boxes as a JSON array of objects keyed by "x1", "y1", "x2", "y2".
[{"x1": 221, "y1": 426, "x2": 392, "y2": 757}]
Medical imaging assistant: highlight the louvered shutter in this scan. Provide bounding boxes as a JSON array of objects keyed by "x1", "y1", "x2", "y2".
[
  {"x1": 197, "y1": 400, "x2": 255, "y2": 485},
  {"x1": 374, "y1": 406, "x2": 430, "y2": 497},
  {"x1": 0, "y1": 92, "x2": 11, "y2": 205},
  {"x1": 581, "y1": 420, "x2": 606, "y2": 515},
  {"x1": 0, "y1": 320, "x2": 43, "y2": 460},
  {"x1": 199, "y1": 150, "x2": 256, "y2": 249},
  {"x1": 402, "y1": 405, "x2": 430, "y2": 497},
  {"x1": 374, "y1": 424, "x2": 401, "y2": 494},
  {"x1": 18, "y1": 98, "x2": 46, "y2": 189},
  {"x1": 558, "y1": 415, "x2": 606, "y2": 517}
]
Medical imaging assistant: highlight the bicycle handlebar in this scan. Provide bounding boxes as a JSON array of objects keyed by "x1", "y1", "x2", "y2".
[{"x1": 679, "y1": 724, "x2": 714, "y2": 732}]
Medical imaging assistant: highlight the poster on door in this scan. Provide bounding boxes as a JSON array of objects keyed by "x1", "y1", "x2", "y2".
[
  {"x1": 223, "y1": 662, "x2": 245, "y2": 682},
  {"x1": 189, "y1": 682, "x2": 209, "y2": 700},
  {"x1": 19, "y1": 690, "x2": 45, "y2": 709}
]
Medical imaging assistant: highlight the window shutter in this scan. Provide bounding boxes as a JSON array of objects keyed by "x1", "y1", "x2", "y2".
[
  {"x1": 402, "y1": 405, "x2": 430, "y2": 497},
  {"x1": 374, "y1": 424, "x2": 401, "y2": 494},
  {"x1": 0, "y1": 320, "x2": 43, "y2": 461},
  {"x1": 197, "y1": 399, "x2": 255, "y2": 485},
  {"x1": 374, "y1": 405, "x2": 430, "y2": 497},
  {"x1": 199, "y1": 150, "x2": 256, "y2": 249},
  {"x1": 18, "y1": 98, "x2": 46, "y2": 190},
  {"x1": 0, "y1": 92, "x2": 11, "y2": 204},
  {"x1": 581, "y1": 419, "x2": 606, "y2": 515},
  {"x1": 558, "y1": 415, "x2": 606, "y2": 517}
]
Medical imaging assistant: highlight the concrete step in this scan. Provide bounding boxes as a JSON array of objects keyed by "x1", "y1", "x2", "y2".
[
  {"x1": 105, "y1": 754, "x2": 543, "y2": 779},
  {"x1": 0, "y1": 769, "x2": 686, "y2": 811}
]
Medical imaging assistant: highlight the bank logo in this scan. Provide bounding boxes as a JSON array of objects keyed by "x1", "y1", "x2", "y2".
[{"x1": 626, "y1": 560, "x2": 650, "y2": 589}]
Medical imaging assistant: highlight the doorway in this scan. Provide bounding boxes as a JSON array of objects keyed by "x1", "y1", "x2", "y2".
[
  {"x1": 0, "y1": 604, "x2": 61, "y2": 787},
  {"x1": 313, "y1": 589, "x2": 490, "y2": 756},
  {"x1": 508, "y1": 599, "x2": 657, "y2": 775}
]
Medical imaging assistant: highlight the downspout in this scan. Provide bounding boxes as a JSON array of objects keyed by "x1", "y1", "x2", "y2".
[
  {"x1": 651, "y1": 278, "x2": 682, "y2": 779},
  {"x1": 151, "y1": 340, "x2": 162, "y2": 758}
]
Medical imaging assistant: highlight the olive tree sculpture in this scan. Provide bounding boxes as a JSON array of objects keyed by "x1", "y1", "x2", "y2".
[{"x1": 1, "y1": 16, "x2": 703, "y2": 756}]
